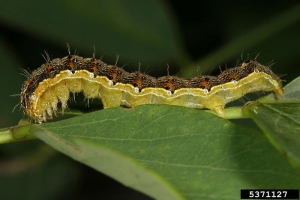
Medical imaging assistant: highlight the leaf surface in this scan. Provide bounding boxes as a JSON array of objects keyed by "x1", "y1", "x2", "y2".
[
  {"x1": 243, "y1": 77, "x2": 300, "y2": 169},
  {"x1": 33, "y1": 105, "x2": 300, "y2": 200}
]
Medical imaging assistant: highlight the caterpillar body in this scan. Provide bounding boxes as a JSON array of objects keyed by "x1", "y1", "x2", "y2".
[{"x1": 20, "y1": 50, "x2": 283, "y2": 123}]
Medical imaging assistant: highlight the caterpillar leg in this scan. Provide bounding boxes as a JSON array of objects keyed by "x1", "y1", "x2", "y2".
[{"x1": 213, "y1": 105, "x2": 225, "y2": 118}]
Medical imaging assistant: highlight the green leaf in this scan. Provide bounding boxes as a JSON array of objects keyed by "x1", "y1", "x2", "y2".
[
  {"x1": 32, "y1": 105, "x2": 300, "y2": 199},
  {"x1": 243, "y1": 77, "x2": 300, "y2": 169},
  {"x1": 243, "y1": 103, "x2": 300, "y2": 169},
  {"x1": 0, "y1": 0, "x2": 191, "y2": 66}
]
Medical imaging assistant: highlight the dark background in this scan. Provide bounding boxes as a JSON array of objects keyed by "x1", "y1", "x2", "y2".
[{"x1": 0, "y1": 1, "x2": 299, "y2": 199}]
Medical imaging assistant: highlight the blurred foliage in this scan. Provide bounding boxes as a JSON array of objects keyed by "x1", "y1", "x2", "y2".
[{"x1": 0, "y1": 0, "x2": 299, "y2": 199}]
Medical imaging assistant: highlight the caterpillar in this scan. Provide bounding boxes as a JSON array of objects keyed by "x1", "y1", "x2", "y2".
[{"x1": 20, "y1": 48, "x2": 283, "y2": 123}]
